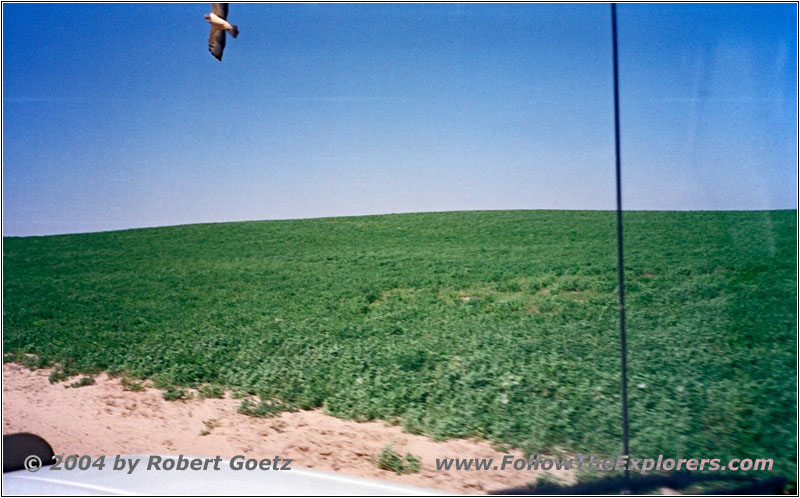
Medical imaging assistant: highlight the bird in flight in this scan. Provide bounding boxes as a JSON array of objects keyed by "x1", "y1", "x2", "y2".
[{"x1": 204, "y1": 3, "x2": 239, "y2": 61}]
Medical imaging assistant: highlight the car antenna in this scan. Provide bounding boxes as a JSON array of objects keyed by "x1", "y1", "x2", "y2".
[{"x1": 610, "y1": 2, "x2": 631, "y2": 486}]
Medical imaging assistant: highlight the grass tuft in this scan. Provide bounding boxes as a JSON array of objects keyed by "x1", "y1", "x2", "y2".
[
  {"x1": 374, "y1": 444, "x2": 421, "y2": 474},
  {"x1": 237, "y1": 398, "x2": 288, "y2": 418},
  {"x1": 198, "y1": 384, "x2": 225, "y2": 399},
  {"x1": 162, "y1": 387, "x2": 192, "y2": 401},
  {"x1": 121, "y1": 377, "x2": 145, "y2": 392},
  {"x1": 66, "y1": 376, "x2": 95, "y2": 388}
]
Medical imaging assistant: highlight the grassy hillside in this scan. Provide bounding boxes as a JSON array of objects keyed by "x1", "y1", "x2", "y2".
[{"x1": 4, "y1": 210, "x2": 797, "y2": 478}]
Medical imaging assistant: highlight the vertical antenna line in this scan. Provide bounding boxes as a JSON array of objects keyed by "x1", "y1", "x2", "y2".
[{"x1": 611, "y1": 3, "x2": 630, "y2": 481}]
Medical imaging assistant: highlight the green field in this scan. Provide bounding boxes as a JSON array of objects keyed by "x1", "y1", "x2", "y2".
[{"x1": 3, "y1": 210, "x2": 797, "y2": 479}]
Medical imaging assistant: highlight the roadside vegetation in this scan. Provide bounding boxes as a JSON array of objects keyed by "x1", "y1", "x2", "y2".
[
  {"x1": 3, "y1": 210, "x2": 796, "y2": 480},
  {"x1": 374, "y1": 444, "x2": 421, "y2": 474}
]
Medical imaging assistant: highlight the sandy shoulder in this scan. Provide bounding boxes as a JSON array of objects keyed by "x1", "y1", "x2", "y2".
[{"x1": 2, "y1": 363, "x2": 573, "y2": 494}]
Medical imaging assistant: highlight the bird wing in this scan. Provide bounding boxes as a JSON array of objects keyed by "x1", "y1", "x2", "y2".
[
  {"x1": 209, "y1": 26, "x2": 226, "y2": 61},
  {"x1": 211, "y1": 3, "x2": 228, "y2": 20}
]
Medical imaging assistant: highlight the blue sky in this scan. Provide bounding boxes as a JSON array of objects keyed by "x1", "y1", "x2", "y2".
[{"x1": 3, "y1": 2, "x2": 797, "y2": 236}]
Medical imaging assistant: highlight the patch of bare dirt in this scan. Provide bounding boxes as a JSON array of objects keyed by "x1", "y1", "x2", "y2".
[{"x1": 2, "y1": 363, "x2": 574, "y2": 494}]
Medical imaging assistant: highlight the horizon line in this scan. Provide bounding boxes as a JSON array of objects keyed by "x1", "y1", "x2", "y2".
[{"x1": 3, "y1": 207, "x2": 797, "y2": 239}]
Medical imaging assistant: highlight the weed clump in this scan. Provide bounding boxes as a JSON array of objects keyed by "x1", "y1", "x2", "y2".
[
  {"x1": 374, "y1": 445, "x2": 421, "y2": 474},
  {"x1": 237, "y1": 398, "x2": 288, "y2": 418},
  {"x1": 162, "y1": 387, "x2": 192, "y2": 401},
  {"x1": 4, "y1": 352, "x2": 47, "y2": 370},
  {"x1": 48, "y1": 368, "x2": 72, "y2": 383},
  {"x1": 200, "y1": 418, "x2": 220, "y2": 436},
  {"x1": 198, "y1": 384, "x2": 225, "y2": 399},
  {"x1": 66, "y1": 376, "x2": 95, "y2": 388},
  {"x1": 121, "y1": 377, "x2": 145, "y2": 392}
]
